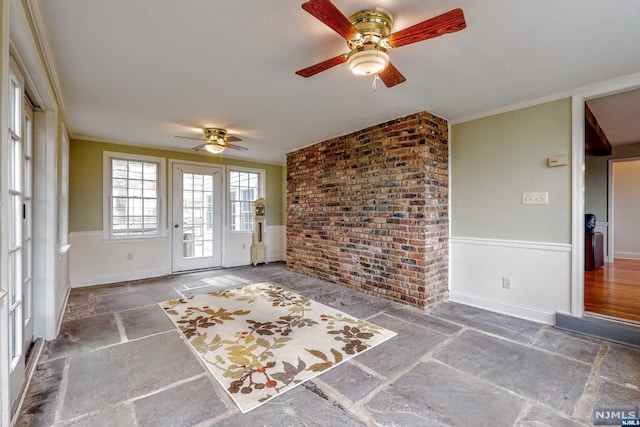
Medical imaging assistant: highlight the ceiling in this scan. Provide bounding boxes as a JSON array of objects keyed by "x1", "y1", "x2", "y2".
[
  {"x1": 35, "y1": 0, "x2": 640, "y2": 164},
  {"x1": 587, "y1": 87, "x2": 640, "y2": 146}
]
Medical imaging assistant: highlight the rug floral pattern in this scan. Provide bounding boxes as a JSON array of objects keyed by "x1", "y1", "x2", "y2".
[{"x1": 160, "y1": 282, "x2": 396, "y2": 413}]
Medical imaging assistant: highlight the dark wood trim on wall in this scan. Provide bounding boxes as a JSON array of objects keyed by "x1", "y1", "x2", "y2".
[{"x1": 585, "y1": 104, "x2": 612, "y2": 156}]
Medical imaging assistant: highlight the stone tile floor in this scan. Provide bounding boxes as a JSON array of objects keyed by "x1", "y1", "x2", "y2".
[{"x1": 17, "y1": 263, "x2": 640, "y2": 426}]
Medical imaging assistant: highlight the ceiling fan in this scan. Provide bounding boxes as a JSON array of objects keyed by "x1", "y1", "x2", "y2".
[
  {"x1": 175, "y1": 128, "x2": 248, "y2": 154},
  {"x1": 295, "y1": 0, "x2": 466, "y2": 87}
]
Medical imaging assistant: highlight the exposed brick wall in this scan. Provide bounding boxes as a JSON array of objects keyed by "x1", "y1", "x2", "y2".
[{"x1": 286, "y1": 111, "x2": 449, "y2": 310}]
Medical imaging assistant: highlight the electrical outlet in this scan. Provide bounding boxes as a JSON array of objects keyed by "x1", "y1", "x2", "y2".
[
  {"x1": 502, "y1": 277, "x2": 512, "y2": 289},
  {"x1": 127, "y1": 253, "x2": 134, "y2": 261}
]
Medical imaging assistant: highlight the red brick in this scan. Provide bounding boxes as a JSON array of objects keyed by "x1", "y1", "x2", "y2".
[{"x1": 286, "y1": 111, "x2": 448, "y2": 310}]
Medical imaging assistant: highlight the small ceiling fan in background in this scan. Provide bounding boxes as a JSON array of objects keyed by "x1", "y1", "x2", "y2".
[
  {"x1": 295, "y1": 0, "x2": 466, "y2": 87},
  {"x1": 175, "y1": 128, "x2": 248, "y2": 154}
]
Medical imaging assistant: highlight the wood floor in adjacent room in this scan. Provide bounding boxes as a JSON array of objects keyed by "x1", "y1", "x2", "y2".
[{"x1": 585, "y1": 258, "x2": 640, "y2": 323}]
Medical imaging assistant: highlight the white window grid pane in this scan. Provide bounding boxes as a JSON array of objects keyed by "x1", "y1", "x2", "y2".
[
  {"x1": 25, "y1": 158, "x2": 33, "y2": 198},
  {"x1": 23, "y1": 276, "x2": 32, "y2": 326},
  {"x1": 10, "y1": 195, "x2": 22, "y2": 249},
  {"x1": 229, "y1": 171, "x2": 260, "y2": 232},
  {"x1": 9, "y1": 136, "x2": 22, "y2": 192},
  {"x1": 10, "y1": 76, "x2": 22, "y2": 135},
  {"x1": 182, "y1": 172, "x2": 215, "y2": 259},
  {"x1": 9, "y1": 312, "x2": 17, "y2": 360},
  {"x1": 25, "y1": 116, "x2": 33, "y2": 157},
  {"x1": 10, "y1": 302, "x2": 22, "y2": 364},
  {"x1": 111, "y1": 159, "x2": 160, "y2": 237},
  {"x1": 8, "y1": 252, "x2": 16, "y2": 305}
]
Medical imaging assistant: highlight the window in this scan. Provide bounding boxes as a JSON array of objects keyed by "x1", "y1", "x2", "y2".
[
  {"x1": 228, "y1": 167, "x2": 264, "y2": 232},
  {"x1": 103, "y1": 152, "x2": 166, "y2": 238}
]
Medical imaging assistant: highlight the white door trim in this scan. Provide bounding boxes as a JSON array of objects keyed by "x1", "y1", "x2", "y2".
[
  {"x1": 168, "y1": 159, "x2": 226, "y2": 272},
  {"x1": 608, "y1": 156, "x2": 640, "y2": 262},
  {"x1": 570, "y1": 73, "x2": 640, "y2": 317}
]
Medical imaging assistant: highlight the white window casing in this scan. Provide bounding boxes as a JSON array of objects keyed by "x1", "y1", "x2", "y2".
[{"x1": 102, "y1": 151, "x2": 166, "y2": 240}]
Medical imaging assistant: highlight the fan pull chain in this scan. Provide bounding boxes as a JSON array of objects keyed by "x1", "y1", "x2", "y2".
[{"x1": 372, "y1": 74, "x2": 381, "y2": 91}]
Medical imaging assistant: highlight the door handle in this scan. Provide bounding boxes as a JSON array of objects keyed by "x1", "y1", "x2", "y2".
[{"x1": 174, "y1": 224, "x2": 179, "y2": 229}]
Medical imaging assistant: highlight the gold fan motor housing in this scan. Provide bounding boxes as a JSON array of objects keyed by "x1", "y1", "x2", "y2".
[
  {"x1": 347, "y1": 9, "x2": 393, "y2": 49},
  {"x1": 203, "y1": 127, "x2": 227, "y2": 143}
]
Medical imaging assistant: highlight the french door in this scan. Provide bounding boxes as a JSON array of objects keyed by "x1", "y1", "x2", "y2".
[
  {"x1": 172, "y1": 163, "x2": 223, "y2": 272},
  {"x1": 7, "y1": 60, "x2": 34, "y2": 413}
]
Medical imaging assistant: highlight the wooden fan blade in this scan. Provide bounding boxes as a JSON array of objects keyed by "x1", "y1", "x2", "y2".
[
  {"x1": 192, "y1": 143, "x2": 208, "y2": 151},
  {"x1": 387, "y1": 8, "x2": 466, "y2": 48},
  {"x1": 296, "y1": 53, "x2": 348, "y2": 77},
  {"x1": 301, "y1": 0, "x2": 360, "y2": 40},
  {"x1": 175, "y1": 135, "x2": 205, "y2": 141},
  {"x1": 224, "y1": 142, "x2": 248, "y2": 151},
  {"x1": 378, "y1": 63, "x2": 406, "y2": 88},
  {"x1": 225, "y1": 135, "x2": 242, "y2": 142}
]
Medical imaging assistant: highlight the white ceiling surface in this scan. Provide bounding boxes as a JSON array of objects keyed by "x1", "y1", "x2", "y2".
[
  {"x1": 37, "y1": 0, "x2": 640, "y2": 164},
  {"x1": 587, "y1": 88, "x2": 640, "y2": 146}
]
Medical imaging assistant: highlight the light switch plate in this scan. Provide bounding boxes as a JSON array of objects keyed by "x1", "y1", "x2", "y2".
[{"x1": 522, "y1": 192, "x2": 548, "y2": 204}]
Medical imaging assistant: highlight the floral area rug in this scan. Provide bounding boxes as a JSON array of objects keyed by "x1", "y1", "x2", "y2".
[{"x1": 160, "y1": 282, "x2": 396, "y2": 413}]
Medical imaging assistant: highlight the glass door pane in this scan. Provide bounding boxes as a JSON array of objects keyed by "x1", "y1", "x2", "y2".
[{"x1": 182, "y1": 173, "x2": 215, "y2": 259}]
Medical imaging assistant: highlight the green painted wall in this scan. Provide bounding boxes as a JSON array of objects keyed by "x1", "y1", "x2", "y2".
[
  {"x1": 69, "y1": 139, "x2": 285, "y2": 232},
  {"x1": 451, "y1": 98, "x2": 572, "y2": 243},
  {"x1": 585, "y1": 141, "x2": 640, "y2": 222}
]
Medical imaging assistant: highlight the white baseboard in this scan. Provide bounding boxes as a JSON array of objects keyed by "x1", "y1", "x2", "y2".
[
  {"x1": 53, "y1": 287, "x2": 71, "y2": 339},
  {"x1": 614, "y1": 251, "x2": 640, "y2": 260},
  {"x1": 281, "y1": 226, "x2": 287, "y2": 262},
  {"x1": 71, "y1": 268, "x2": 170, "y2": 288},
  {"x1": 449, "y1": 290, "x2": 555, "y2": 325}
]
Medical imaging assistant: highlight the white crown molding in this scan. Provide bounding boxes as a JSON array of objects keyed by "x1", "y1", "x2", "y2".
[
  {"x1": 450, "y1": 71, "x2": 640, "y2": 125},
  {"x1": 25, "y1": 0, "x2": 72, "y2": 131}
]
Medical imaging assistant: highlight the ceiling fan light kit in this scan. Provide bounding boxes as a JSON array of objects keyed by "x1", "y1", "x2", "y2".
[
  {"x1": 347, "y1": 45, "x2": 389, "y2": 76},
  {"x1": 205, "y1": 143, "x2": 225, "y2": 154},
  {"x1": 346, "y1": 9, "x2": 391, "y2": 76},
  {"x1": 175, "y1": 127, "x2": 248, "y2": 154},
  {"x1": 296, "y1": 0, "x2": 466, "y2": 87}
]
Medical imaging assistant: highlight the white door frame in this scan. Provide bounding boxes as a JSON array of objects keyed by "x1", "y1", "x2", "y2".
[
  {"x1": 6, "y1": 55, "x2": 29, "y2": 415},
  {"x1": 168, "y1": 159, "x2": 226, "y2": 272},
  {"x1": 22, "y1": 95, "x2": 34, "y2": 358},
  {"x1": 3, "y1": 0, "x2": 67, "y2": 424},
  {"x1": 570, "y1": 72, "x2": 640, "y2": 317},
  {"x1": 608, "y1": 157, "x2": 640, "y2": 262}
]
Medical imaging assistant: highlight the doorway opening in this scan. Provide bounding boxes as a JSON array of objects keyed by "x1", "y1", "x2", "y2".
[{"x1": 583, "y1": 89, "x2": 640, "y2": 323}]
